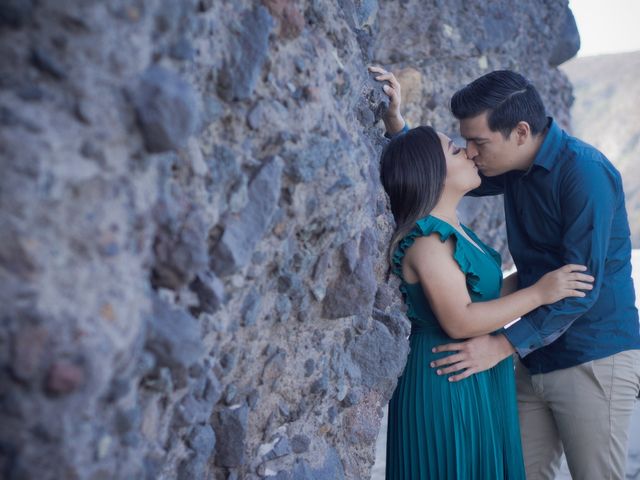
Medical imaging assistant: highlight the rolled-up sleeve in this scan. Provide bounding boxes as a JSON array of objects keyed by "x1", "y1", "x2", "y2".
[{"x1": 504, "y1": 159, "x2": 619, "y2": 356}]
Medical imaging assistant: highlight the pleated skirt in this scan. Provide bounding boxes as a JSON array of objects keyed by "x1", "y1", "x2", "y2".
[{"x1": 385, "y1": 332, "x2": 526, "y2": 480}]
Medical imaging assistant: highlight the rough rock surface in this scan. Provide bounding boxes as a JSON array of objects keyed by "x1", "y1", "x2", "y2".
[{"x1": 0, "y1": 1, "x2": 577, "y2": 479}]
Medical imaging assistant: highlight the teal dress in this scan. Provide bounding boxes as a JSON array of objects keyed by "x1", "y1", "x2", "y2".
[{"x1": 385, "y1": 215, "x2": 526, "y2": 479}]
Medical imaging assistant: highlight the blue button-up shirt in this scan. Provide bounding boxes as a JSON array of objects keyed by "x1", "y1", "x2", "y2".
[{"x1": 471, "y1": 118, "x2": 640, "y2": 373}]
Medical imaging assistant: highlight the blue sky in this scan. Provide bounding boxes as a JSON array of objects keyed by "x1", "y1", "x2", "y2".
[{"x1": 570, "y1": 0, "x2": 640, "y2": 56}]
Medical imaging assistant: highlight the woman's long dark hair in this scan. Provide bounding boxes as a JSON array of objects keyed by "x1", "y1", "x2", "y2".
[{"x1": 380, "y1": 126, "x2": 447, "y2": 264}]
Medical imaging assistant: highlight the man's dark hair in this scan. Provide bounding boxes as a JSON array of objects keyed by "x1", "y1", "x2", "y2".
[{"x1": 451, "y1": 70, "x2": 547, "y2": 138}]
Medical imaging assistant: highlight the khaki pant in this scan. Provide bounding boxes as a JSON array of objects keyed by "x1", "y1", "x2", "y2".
[{"x1": 516, "y1": 350, "x2": 640, "y2": 480}]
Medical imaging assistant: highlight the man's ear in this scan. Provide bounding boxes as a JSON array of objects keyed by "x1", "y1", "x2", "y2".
[{"x1": 514, "y1": 121, "x2": 531, "y2": 146}]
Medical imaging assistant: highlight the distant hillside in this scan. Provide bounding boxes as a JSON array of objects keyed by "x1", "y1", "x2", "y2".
[{"x1": 561, "y1": 51, "x2": 640, "y2": 246}]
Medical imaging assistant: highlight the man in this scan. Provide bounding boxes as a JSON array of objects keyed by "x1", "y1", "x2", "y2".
[{"x1": 372, "y1": 66, "x2": 640, "y2": 480}]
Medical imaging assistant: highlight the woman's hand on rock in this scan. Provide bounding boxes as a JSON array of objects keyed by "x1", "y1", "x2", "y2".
[{"x1": 369, "y1": 65, "x2": 405, "y2": 134}]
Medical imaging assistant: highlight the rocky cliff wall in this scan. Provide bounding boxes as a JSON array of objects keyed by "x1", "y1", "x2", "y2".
[{"x1": 0, "y1": 1, "x2": 577, "y2": 479}]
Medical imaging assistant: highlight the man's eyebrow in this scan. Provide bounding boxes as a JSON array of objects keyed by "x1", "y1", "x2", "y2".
[{"x1": 465, "y1": 136, "x2": 489, "y2": 142}]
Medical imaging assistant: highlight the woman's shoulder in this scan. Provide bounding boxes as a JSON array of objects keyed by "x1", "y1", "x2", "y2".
[
  {"x1": 415, "y1": 215, "x2": 458, "y2": 240},
  {"x1": 391, "y1": 216, "x2": 456, "y2": 275}
]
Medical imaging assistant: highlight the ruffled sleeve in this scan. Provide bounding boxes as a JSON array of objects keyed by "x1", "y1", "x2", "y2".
[{"x1": 391, "y1": 216, "x2": 484, "y2": 296}]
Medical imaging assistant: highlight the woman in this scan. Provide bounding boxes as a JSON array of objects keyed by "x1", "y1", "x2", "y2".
[{"x1": 373, "y1": 70, "x2": 594, "y2": 479}]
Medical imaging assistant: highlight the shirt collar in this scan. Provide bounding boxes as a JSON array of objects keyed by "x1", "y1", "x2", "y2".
[{"x1": 530, "y1": 117, "x2": 563, "y2": 172}]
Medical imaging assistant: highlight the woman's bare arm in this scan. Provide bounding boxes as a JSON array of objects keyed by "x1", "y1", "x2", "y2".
[{"x1": 404, "y1": 235, "x2": 593, "y2": 339}]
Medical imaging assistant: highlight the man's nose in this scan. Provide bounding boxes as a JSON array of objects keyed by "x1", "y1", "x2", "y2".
[{"x1": 466, "y1": 143, "x2": 479, "y2": 159}]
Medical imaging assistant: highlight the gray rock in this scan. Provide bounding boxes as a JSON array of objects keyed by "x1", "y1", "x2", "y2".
[
  {"x1": 142, "y1": 366, "x2": 173, "y2": 392},
  {"x1": 213, "y1": 404, "x2": 249, "y2": 467},
  {"x1": 188, "y1": 362, "x2": 205, "y2": 379},
  {"x1": 373, "y1": 284, "x2": 395, "y2": 310},
  {"x1": 0, "y1": 226, "x2": 36, "y2": 279},
  {"x1": 320, "y1": 447, "x2": 347, "y2": 479},
  {"x1": 270, "y1": 471, "x2": 291, "y2": 480},
  {"x1": 177, "y1": 425, "x2": 215, "y2": 479},
  {"x1": 297, "y1": 447, "x2": 345, "y2": 480},
  {"x1": 224, "y1": 383, "x2": 237, "y2": 405},
  {"x1": 357, "y1": 0, "x2": 379, "y2": 29},
  {"x1": 16, "y1": 84, "x2": 44, "y2": 102},
  {"x1": 217, "y1": 7, "x2": 274, "y2": 101},
  {"x1": 274, "y1": 295, "x2": 291, "y2": 322},
  {"x1": 247, "y1": 388, "x2": 260, "y2": 409},
  {"x1": 135, "y1": 351, "x2": 157, "y2": 377},
  {"x1": 277, "y1": 271, "x2": 303, "y2": 298},
  {"x1": 349, "y1": 320, "x2": 408, "y2": 398},
  {"x1": 310, "y1": 373, "x2": 328, "y2": 395},
  {"x1": 115, "y1": 407, "x2": 141, "y2": 435},
  {"x1": 129, "y1": 66, "x2": 199, "y2": 153},
  {"x1": 105, "y1": 377, "x2": 130, "y2": 402},
  {"x1": 262, "y1": 350, "x2": 286, "y2": 386},
  {"x1": 322, "y1": 230, "x2": 378, "y2": 318},
  {"x1": 144, "y1": 295, "x2": 204, "y2": 373},
  {"x1": 154, "y1": 0, "x2": 185, "y2": 32},
  {"x1": 212, "y1": 157, "x2": 283, "y2": 275},
  {"x1": 352, "y1": 314, "x2": 369, "y2": 333},
  {"x1": 278, "y1": 401, "x2": 290, "y2": 419},
  {"x1": 327, "y1": 405, "x2": 337, "y2": 423},
  {"x1": 169, "y1": 37, "x2": 195, "y2": 61},
  {"x1": 44, "y1": 359, "x2": 85, "y2": 396},
  {"x1": 284, "y1": 136, "x2": 333, "y2": 183},
  {"x1": 173, "y1": 393, "x2": 210, "y2": 427},
  {"x1": 263, "y1": 436, "x2": 291, "y2": 460},
  {"x1": 0, "y1": 0, "x2": 33, "y2": 27},
  {"x1": 203, "y1": 374, "x2": 223, "y2": 405},
  {"x1": 152, "y1": 209, "x2": 209, "y2": 290},
  {"x1": 186, "y1": 424, "x2": 216, "y2": 457},
  {"x1": 303, "y1": 358, "x2": 315, "y2": 377},
  {"x1": 341, "y1": 388, "x2": 362, "y2": 407},
  {"x1": 341, "y1": 238, "x2": 359, "y2": 274},
  {"x1": 240, "y1": 287, "x2": 261, "y2": 326},
  {"x1": 219, "y1": 348, "x2": 237, "y2": 375},
  {"x1": 209, "y1": 144, "x2": 240, "y2": 186},
  {"x1": 30, "y1": 48, "x2": 66, "y2": 79},
  {"x1": 201, "y1": 95, "x2": 224, "y2": 126},
  {"x1": 291, "y1": 458, "x2": 314, "y2": 479},
  {"x1": 247, "y1": 100, "x2": 288, "y2": 131},
  {"x1": 475, "y1": 4, "x2": 519, "y2": 52},
  {"x1": 372, "y1": 307, "x2": 410, "y2": 338},
  {"x1": 290, "y1": 434, "x2": 310, "y2": 454},
  {"x1": 190, "y1": 272, "x2": 226, "y2": 313},
  {"x1": 549, "y1": 7, "x2": 580, "y2": 66},
  {"x1": 326, "y1": 175, "x2": 355, "y2": 195},
  {"x1": 10, "y1": 324, "x2": 48, "y2": 383},
  {"x1": 79, "y1": 140, "x2": 106, "y2": 165},
  {"x1": 177, "y1": 457, "x2": 206, "y2": 480}
]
